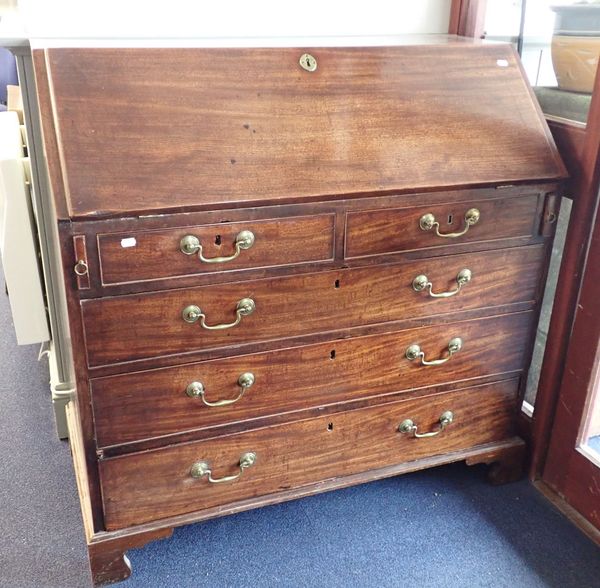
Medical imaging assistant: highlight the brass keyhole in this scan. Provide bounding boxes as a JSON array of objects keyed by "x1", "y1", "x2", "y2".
[{"x1": 299, "y1": 53, "x2": 317, "y2": 72}]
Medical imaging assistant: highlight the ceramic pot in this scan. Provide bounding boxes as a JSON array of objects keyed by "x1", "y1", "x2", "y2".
[{"x1": 551, "y1": 3, "x2": 600, "y2": 93}]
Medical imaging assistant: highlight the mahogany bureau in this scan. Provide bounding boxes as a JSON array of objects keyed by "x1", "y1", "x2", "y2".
[{"x1": 31, "y1": 37, "x2": 566, "y2": 584}]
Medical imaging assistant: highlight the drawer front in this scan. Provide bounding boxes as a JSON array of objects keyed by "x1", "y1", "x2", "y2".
[
  {"x1": 98, "y1": 214, "x2": 335, "y2": 285},
  {"x1": 82, "y1": 245, "x2": 545, "y2": 367},
  {"x1": 100, "y1": 379, "x2": 519, "y2": 529},
  {"x1": 92, "y1": 312, "x2": 533, "y2": 447},
  {"x1": 345, "y1": 194, "x2": 541, "y2": 259}
]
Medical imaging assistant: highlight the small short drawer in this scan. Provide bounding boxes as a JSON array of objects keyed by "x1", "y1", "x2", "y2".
[
  {"x1": 91, "y1": 312, "x2": 533, "y2": 448},
  {"x1": 97, "y1": 214, "x2": 335, "y2": 285},
  {"x1": 99, "y1": 379, "x2": 519, "y2": 530},
  {"x1": 345, "y1": 194, "x2": 542, "y2": 259},
  {"x1": 81, "y1": 244, "x2": 545, "y2": 367}
]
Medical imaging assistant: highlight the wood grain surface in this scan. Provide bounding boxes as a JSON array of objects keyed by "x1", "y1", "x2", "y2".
[
  {"x1": 81, "y1": 244, "x2": 545, "y2": 367},
  {"x1": 98, "y1": 214, "x2": 335, "y2": 285},
  {"x1": 345, "y1": 193, "x2": 540, "y2": 258},
  {"x1": 91, "y1": 312, "x2": 533, "y2": 448},
  {"x1": 99, "y1": 379, "x2": 518, "y2": 529},
  {"x1": 35, "y1": 44, "x2": 565, "y2": 219}
]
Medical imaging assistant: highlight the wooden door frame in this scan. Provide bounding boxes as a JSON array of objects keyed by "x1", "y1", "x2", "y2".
[
  {"x1": 531, "y1": 70, "x2": 600, "y2": 480},
  {"x1": 539, "y1": 200, "x2": 600, "y2": 534},
  {"x1": 449, "y1": 0, "x2": 487, "y2": 38},
  {"x1": 448, "y1": 0, "x2": 600, "y2": 482}
]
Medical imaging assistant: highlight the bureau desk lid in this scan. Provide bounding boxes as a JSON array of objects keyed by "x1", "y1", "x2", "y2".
[{"x1": 32, "y1": 40, "x2": 566, "y2": 220}]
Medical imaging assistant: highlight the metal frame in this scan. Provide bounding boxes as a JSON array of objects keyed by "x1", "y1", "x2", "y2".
[{"x1": 8, "y1": 44, "x2": 74, "y2": 438}]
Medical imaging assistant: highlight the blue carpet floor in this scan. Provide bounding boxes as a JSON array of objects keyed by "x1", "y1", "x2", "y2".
[{"x1": 1, "y1": 276, "x2": 599, "y2": 587}]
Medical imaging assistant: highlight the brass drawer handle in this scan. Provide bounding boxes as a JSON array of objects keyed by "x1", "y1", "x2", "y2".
[
  {"x1": 405, "y1": 337, "x2": 463, "y2": 366},
  {"x1": 186, "y1": 372, "x2": 255, "y2": 407},
  {"x1": 180, "y1": 230, "x2": 255, "y2": 264},
  {"x1": 419, "y1": 208, "x2": 480, "y2": 238},
  {"x1": 182, "y1": 298, "x2": 255, "y2": 330},
  {"x1": 399, "y1": 411, "x2": 454, "y2": 438},
  {"x1": 413, "y1": 269, "x2": 472, "y2": 298},
  {"x1": 190, "y1": 451, "x2": 257, "y2": 484}
]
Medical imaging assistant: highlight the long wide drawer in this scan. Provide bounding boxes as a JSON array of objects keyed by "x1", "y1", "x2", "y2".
[
  {"x1": 81, "y1": 245, "x2": 545, "y2": 367},
  {"x1": 99, "y1": 379, "x2": 519, "y2": 530},
  {"x1": 91, "y1": 312, "x2": 533, "y2": 448},
  {"x1": 97, "y1": 213, "x2": 335, "y2": 285}
]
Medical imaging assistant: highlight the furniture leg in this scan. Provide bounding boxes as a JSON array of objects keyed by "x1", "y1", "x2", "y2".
[
  {"x1": 466, "y1": 437, "x2": 527, "y2": 485},
  {"x1": 88, "y1": 527, "x2": 173, "y2": 586}
]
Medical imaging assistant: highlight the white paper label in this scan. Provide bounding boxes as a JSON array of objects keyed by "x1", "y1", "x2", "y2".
[{"x1": 120, "y1": 237, "x2": 137, "y2": 248}]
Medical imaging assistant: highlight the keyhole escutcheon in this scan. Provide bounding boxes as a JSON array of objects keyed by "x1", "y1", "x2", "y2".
[{"x1": 299, "y1": 53, "x2": 318, "y2": 72}]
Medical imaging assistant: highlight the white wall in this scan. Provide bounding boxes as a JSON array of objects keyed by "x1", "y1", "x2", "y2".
[{"x1": 16, "y1": 0, "x2": 451, "y2": 39}]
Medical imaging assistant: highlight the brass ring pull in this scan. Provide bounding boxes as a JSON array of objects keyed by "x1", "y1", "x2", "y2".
[
  {"x1": 180, "y1": 230, "x2": 255, "y2": 264},
  {"x1": 190, "y1": 451, "x2": 257, "y2": 484},
  {"x1": 186, "y1": 372, "x2": 255, "y2": 407},
  {"x1": 74, "y1": 259, "x2": 89, "y2": 276},
  {"x1": 399, "y1": 411, "x2": 454, "y2": 438},
  {"x1": 182, "y1": 298, "x2": 255, "y2": 330},
  {"x1": 413, "y1": 269, "x2": 472, "y2": 298},
  {"x1": 405, "y1": 337, "x2": 463, "y2": 366},
  {"x1": 419, "y1": 208, "x2": 480, "y2": 238}
]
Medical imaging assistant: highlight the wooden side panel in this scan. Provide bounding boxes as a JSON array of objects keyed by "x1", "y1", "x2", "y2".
[
  {"x1": 65, "y1": 402, "x2": 95, "y2": 541},
  {"x1": 547, "y1": 119, "x2": 586, "y2": 193},
  {"x1": 345, "y1": 193, "x2": 540, "y2": 258},
  {"x1": 81, "y1": 245, "x2": 546, "y2": 367},
  {"x1": 35, "y1": 44, "x2": 565, "y2": 219},
  {"x1": 91, "y1": 312, "x2": 533, "y2": 447},
  {"x1": 99, "y1": 379, "x2": 519, "y2": 529}
]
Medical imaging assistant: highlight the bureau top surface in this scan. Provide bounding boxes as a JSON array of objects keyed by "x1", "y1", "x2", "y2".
[{"x1": 33, "y1": 42, "x2": 566, "y2": 220}]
